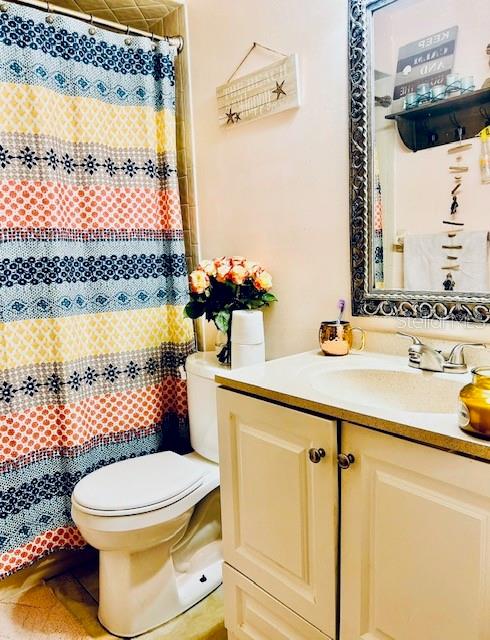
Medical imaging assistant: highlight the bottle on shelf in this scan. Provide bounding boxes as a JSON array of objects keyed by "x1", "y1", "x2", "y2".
[{"x1": 480, "y1": 126, "x2": 490, "y2": 184}]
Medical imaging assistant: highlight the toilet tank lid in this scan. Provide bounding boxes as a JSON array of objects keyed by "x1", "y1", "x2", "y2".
[
  {"x1": 186, "y1": 352, "x2": 226, "y2": 380},
  {"x1": 72, "y1": 451, "x2": 203, "y2": 513}
]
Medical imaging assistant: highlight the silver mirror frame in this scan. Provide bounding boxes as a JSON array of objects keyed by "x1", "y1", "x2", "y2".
[{"x1": 349, "y1": 0, "x2": 490, "y2": 323}]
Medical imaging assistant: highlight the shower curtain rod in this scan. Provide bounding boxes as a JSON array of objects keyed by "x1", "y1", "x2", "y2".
[{"x1": 2, "y1": 0, "x2": 184, "y2": 52}]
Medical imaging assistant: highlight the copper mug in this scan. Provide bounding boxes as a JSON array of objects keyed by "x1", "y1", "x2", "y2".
[{"x1": 319, "y1": 321, "x2": 365, "y2": 356}]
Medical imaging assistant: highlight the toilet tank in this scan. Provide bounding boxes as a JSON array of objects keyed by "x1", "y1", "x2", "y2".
[{"x1": 186, "y1": 352, "x2": 223, "y2": 463}]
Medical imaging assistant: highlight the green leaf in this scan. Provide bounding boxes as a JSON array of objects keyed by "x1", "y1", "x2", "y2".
[
  {"x1": 262, "y1": 292, "x2": 278, "y2": 303},
  {"x1": 184, "y1": 300, "x2": 205, "y2": 319},
  {"x1": 215, "y1": 310, "x2": 231, "y2": 333},
  {"x1": 248, "y1": 299, "x2": 265, "y2": 309}
]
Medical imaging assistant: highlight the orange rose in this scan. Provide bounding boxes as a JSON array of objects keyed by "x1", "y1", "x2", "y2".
[
  {"x1": 253, "y1": 270, "x2": 273, "y2": 291},
  {"x1": 189, "y1": 270, "x2": 210, "y2": 294},
  {"x1": 214, "y1": 256, "x2": 228, "y2": 268},
  {"x1": 244, "y1": 260, "x2": 261, "y2": 275},
  {"x1": 230, "y1": 264, "x2": 248, "y2": 285},
  {"x1": 231, "y1": 255, "x2": 245, "y2": 265},
  {"x1": 216, "y1": 263, "x2": 232, "y2": 282},
  {"x1": 199, "y1": 259, "x2": 217, "y2": 277}
]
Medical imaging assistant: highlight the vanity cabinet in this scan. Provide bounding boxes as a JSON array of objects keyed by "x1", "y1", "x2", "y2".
[
  {"x1": 218, "y1": 389, "x2": 490, "y2": 640},
  {"x1": 217, "y1": 388, "x2": 338, "y2": 639},
  {"x1": 223, "y1": 564, "x2": 329, "y2": 640},
  {"x1": 340, "y1": 422, "x2": 490, "y2": 640}
]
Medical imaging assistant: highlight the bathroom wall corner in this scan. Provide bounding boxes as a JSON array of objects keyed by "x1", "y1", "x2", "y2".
[{"x1": 162, "y1": 3, "x2": 204, "y2": 350}]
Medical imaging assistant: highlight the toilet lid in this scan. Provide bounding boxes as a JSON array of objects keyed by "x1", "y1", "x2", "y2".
[{"x1": 73, "y1": 451, "x2": 204, "y2": 514}]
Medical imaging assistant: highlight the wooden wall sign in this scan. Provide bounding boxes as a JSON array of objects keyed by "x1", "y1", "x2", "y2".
[{"x1": 216, "y1": 52, "x2": 300, "y2": 127}]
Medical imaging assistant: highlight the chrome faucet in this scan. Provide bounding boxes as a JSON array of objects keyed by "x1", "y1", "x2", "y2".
[{"x1": 397, "y1": 332, "x2": 487, "y2": 373}]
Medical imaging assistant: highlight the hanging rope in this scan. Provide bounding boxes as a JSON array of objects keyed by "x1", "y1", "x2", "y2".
[{"x1": 226, "y1": 42, "x2": 289, "y2": 84}]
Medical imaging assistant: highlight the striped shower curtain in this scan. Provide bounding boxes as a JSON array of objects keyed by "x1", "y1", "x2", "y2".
[{"x1": 0, "y1": 2, "x2": 194, "y2": 577}]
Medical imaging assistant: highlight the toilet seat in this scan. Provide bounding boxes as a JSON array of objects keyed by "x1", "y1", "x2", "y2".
[{"x1": 73, "y1": 451, "x2": 204, "y2": 517}]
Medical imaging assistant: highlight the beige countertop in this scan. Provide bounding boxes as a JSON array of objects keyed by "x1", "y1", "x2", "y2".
[{"x1": 214, "y1": 350, "x2": 490, "y2": 463}]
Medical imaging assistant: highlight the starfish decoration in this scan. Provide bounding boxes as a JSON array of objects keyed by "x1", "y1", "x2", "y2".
[
  {"x1": 272, "y1": 80, "x2": 287, "y2": 100},
  {"x1": 234, "y1": 112, "x2": 241, "y2": 122},
  {"x1": 225, "y1": 108, "x2": 235, "y2": 124}
]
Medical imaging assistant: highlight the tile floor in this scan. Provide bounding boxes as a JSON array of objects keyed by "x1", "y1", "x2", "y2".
[
  {"x1": 0, "y1": 583, "x2": 90, "y2": 640},
  {"x1": 0, "y1": 561, "x2": 226, "y2": 640}
]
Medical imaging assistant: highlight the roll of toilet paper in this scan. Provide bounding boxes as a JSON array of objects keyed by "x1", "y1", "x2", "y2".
[
  {"x1": 231, "y1": 310, "x2": 265, "y2": 345},
  {"x1": 231, "y1": 341, "x2": 265, "y2": 369}
]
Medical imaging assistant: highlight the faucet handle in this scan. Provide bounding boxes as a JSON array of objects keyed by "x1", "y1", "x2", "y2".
[
  {"x1": 447, "y1": 342, "x2": 487, "y2": 366},
  {"x1": 397, "y1": 332, "x2": 425, "y2": 367},
  {"x1": 397, "y1": 331, "x2": 423, "y2": 345}
]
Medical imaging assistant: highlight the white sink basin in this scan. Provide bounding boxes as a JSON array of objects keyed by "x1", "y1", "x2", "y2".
[
  {"x1": 310, "y1": 367, "x2": 463, "y2": 415},
  {"x1": 216, "y1": 350, "x2": 487, "y2": 449}
]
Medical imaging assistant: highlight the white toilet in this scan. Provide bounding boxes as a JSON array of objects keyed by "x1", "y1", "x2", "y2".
[{"x1": 71, "y1": 353, "x2": 223, "y2": 638}]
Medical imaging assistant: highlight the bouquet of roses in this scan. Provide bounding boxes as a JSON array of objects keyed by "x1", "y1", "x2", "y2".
[{"x1": 184, "y1": 256, "x2": 277, "y2": 361}]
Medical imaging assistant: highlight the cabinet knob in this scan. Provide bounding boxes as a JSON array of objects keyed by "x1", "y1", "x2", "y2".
[
  {"x1": 308, "y1": 448, "x2": 326, "y2": 463},
  {"x1": 338, "y1": 453, "x2": 355, "y2": 469}
]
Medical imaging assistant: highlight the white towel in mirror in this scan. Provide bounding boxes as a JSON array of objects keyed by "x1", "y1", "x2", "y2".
[{"x1": 404, "y1": 231, "x2": 489, "y2": 292}]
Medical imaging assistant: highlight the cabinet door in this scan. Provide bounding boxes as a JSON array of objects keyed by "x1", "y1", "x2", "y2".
[
  {"x1": 223, "y1": 563, "x2": 330, "y2": 640},
  {"x1": 217, "y1": 389, "x2": 338, "y2": 637},
  {"x1": 341, "y1": 422, "x2": 490, "y2": 640}
]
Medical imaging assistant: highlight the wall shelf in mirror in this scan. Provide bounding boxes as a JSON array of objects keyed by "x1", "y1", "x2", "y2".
[{"x1": 385, "y1": 87, "x2": 490, "y2": 152}]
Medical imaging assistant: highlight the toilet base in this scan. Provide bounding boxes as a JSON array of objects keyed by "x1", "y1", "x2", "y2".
[
  {"x1": 99, "y1": 549, "x2": 223, "y2": 637},
  {"x1": 96, "y1": 489, "x2": 222, "y2": 637}
]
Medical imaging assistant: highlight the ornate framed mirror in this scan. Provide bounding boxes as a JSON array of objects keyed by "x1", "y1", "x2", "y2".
[{"x1": 349, "y1": 0, "x2": 490, "y2": 322}]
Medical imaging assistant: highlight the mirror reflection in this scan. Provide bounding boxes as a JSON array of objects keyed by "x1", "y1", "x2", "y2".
[{"x1": 372, "y1": 0, "x2": 490, "y2": 293}]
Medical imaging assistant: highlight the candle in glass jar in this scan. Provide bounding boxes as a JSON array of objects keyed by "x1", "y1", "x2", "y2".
[
  {"x1": 460, "y1": 75, "x2": 475, "y2": 94},
  {"x1": 446, "y1": 73, "x2": 461, "y2": 96},
  {"x1": 416, "y1": 83, "x2": 431, "y2": 104},
  {"x1": 459, "y1": 367, "x2": 490, "y2": 439},
  {"x1": 405, "y1": 92, "x2": 418, "y2": 109},
  {"x1": 431, "y1": 84, "x2": 446, "y2": 101}
]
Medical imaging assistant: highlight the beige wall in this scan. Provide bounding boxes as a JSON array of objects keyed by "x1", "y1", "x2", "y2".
[
  {"x1": 185, "y1": 0, "x2": 350, "y2": 359},
  {"x1": 162, "y1": 6, "x2": 201, "y2": 274},
  {"x1": 185, "y1": 0, "x2": 490, "y2": 357}
]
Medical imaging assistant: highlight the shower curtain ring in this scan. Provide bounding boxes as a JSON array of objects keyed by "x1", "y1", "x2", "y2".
[
  {"x1": 88, "y1": 14, "x2": 96, "y2": 35},
  {"x1": 150, "y1": 32, "x2": 156, "y2": 51},
  {"x1": 124, "y1": 24, "x2": 132, "y2": 46},
  {"x1": 45, "y1": 2, "x2": 54, "y2": 23}
]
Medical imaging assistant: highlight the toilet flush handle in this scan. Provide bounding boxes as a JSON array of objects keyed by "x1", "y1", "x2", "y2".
[{"x1": 308, "y1": 448, "x2": 326, "y2": 463}]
